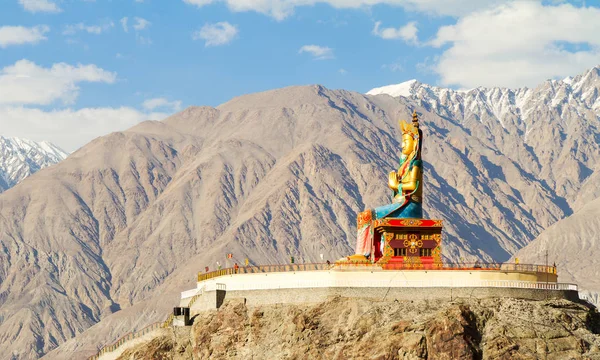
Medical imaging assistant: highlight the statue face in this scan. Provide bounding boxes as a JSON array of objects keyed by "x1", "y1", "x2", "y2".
[{"x1": 401, "y1": 134, "x2": 414, "y2": 156}]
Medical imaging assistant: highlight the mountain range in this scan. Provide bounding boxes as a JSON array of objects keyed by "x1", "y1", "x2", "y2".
[
  {"x1": 0, "y1": 136, "x2": 67, "y2": 193},
  {"x1": 0, "y1": 66, "x2": 599, "y2": 359}
]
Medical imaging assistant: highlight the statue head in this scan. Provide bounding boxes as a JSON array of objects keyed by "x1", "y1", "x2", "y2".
[
  {"x1": 401, "y1": 132, "x2": 415, "y2": 156},
  {"x1": 399, "y1": 117, "x2": 420, "y2": 157}
]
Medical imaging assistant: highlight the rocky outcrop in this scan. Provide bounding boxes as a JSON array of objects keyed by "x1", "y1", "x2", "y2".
[{"x1": 117, "y1": 297, "x2": 600, "y2": 360}]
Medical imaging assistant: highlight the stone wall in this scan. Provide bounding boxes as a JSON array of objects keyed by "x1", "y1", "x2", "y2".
[{"x1": 190, "y1": 286, "x2": 579, "y2": 314}]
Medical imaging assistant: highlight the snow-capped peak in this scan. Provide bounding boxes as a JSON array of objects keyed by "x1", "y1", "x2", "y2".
[
  {"x1": 366, "y1": 79, "x2": 418, "y2": 98},
  {"x1": 366, "y1": 65, "x2": 600, "y2": 129},
  {"x1": 0, "y1": 136, "x2": 68, "y2": 192}
]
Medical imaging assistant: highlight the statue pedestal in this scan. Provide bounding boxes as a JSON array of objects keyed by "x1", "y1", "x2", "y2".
[{"x1": 372, "y1": 218, "x2": 443, "y2": 269}]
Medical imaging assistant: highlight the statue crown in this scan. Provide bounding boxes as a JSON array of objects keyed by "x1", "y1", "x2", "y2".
[{"x1": 400, "y1": 110, "x2": 420, "y2": 138}]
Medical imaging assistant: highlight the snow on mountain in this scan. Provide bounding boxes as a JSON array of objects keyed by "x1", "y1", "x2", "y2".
[
  {"x1": 0, "y1": 136, "x2": 68, "y2": 192},
  {"x1": 367, "y1": 66, "x2": 600, "y2": 126},
  {"x1": 366, "y1": 79, "x2": 418, "y2": 97}
]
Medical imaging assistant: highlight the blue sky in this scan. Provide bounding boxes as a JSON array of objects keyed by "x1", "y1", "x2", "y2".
[{"x1": 0, "y1": 0, "x2": 599, "y2": 151}]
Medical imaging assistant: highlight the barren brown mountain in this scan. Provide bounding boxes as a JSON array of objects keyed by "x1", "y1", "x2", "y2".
[
  {"x1": 513, "y1": 196, "x2": 600, "y2": 307},
  {"x1": 1, "y1": 67, "x2": 600, "y2": 359}
]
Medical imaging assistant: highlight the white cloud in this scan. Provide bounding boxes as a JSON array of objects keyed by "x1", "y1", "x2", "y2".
[
  {"x1": 63, "y1": 21, "x2": 115, "y2": 35},
  {"x1": 136, "y1": 34, "x2": 153, "y2": 45},
  {"x1": 182, "y1": 0, "x2": 503, "y2": 20},
  {"x1": 429, "y1": 2, "x2": 600, "y2": 88},
  {"x1": 133, "y1": 17, "x2": 151, "y2": 31},
  {"x1": 372, "y1": 21, "x2": 418, "y2": 44},
  {"x1": 0, "y1": 106, "x2": 168, "y2": 152},
  {"x1": 339, "y1": 68, "x2": 347, "y2": 75},
  {"x1": 121, "y1": 17, "x2": 152, "y2": 43},
  {"x1": 18, "y1": 0, "x2": 61, "y2": 13},
  {"x1": 192, "y1": 22, "x2": 238, "y2": 47},
  {"x1": 382, "y1": 62, "x2": 403, "y2": 72},
  {"x1": 415, "y1": 55, "x2": 438, "y2": 75},
  {"x1": 299, "y1": 45, "x2": 334, "y2": 60},
  {"x1": 120, "y1": 17, "x2": 129, "y2": 32},
  {"x1": 0, "y1": 25, "x2": 50, "y2": 48},
  {"x1": 142, "y1": 97, "x2": 182, "y2": 112},
  {"x1": 0, "y1": 60, "x2": 117, "y2": 106}
]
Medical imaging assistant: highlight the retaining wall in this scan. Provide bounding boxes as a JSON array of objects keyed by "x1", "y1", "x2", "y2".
[
  {"x1": 184, "y1": 270, "x2": 576, "y2": 314},
  {"x1": 190, "y1": 287, "x2": 579, "y2": 313}
]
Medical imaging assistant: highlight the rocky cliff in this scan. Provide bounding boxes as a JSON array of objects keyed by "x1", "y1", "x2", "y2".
[{"x1": 117, "y1": 297, "x2": 600, "y2": 360}]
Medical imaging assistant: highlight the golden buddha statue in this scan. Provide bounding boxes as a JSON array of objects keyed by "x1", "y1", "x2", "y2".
[
  {"x1": 348, "y1": 111, "x2": 423, "y2": 261},
  {"x1": 384, "y1": 110, "x2": 423, "y2": 218}
]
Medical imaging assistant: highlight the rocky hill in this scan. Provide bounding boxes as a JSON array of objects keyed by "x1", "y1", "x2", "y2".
[
  {"x1": 118, "y1": 297, "x2": 600, "y2": 360},
  {"x1": 1, "y1": 66, "x2": 600, "y2": 359},
  {"x1": 0, "y1": 136, "x2": 67, "y2": 192}
]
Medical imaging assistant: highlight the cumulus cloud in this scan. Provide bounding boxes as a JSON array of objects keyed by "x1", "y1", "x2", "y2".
[
  {"x1": 192, "y1": 22, "x2": 238, "y2": 47},
  {"x1": 18, "y1": 0, "x2": 61, "y2": 13},
  {"x1": 133, "y1": 17, "x2": 151, "y2": 31},
  {"x1": 372, "y1": 21, "x2": 418, "y2": 44},
  {"x1": 0, "y1": 25, "x2": 50, "y2": 48},
  {"x1": 120, "y1": 17, "x2": 129, "y2": 32},
  {"x1": 299, "y1": 45, "x2": 334, "y2": 60},
  {"x1": 63, "y1": 21, "x2": 115, "y2": 35},
  {"x1": 182, "y1": 0, "x2": 503, "y2": 20},
  {"x1": 0, "y1": 60, "x2": 117, "y2": 106},
  {"x1": 0, "y1": 60, "x2": 168, "y2": 152},
  {"x1": 429, "y1": 2, "x2": 600, "y2": 88},
  {"x1": 0, "y1": 106, "x2": 168, "y2": 152},
  {"x1": 142, "y1": 97, "x2": 182, "y2": 112}
]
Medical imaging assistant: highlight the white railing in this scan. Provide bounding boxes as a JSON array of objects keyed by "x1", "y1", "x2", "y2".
[
  {"x1": 88, "y1": 322, "x2": 164, "y2": 360},
  {"x1": 202, "y1": 279, "x2": 577, "y2": 292}
]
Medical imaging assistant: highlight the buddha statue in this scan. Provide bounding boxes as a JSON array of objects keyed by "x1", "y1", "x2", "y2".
[
  {"x1": 348, "y1": 110, "x2": 423, "y2": 261},
  {"x1": 382, "y1": 110, "x2": 423, "y2": 218}
]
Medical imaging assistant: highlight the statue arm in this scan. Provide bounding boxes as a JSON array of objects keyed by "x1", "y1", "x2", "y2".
[{"x1": 401, "y1": 166, "x2": 421, "y2": 192}]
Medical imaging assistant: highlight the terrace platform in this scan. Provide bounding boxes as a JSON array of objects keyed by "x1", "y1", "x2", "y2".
[{"x1": 180, "y1": 263, "x2": 576, "y2": 313}]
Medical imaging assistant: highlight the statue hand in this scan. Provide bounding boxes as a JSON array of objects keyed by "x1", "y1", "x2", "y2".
[{"x1": 388, "y1": 171, "x2": 399, "y2": 190}]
